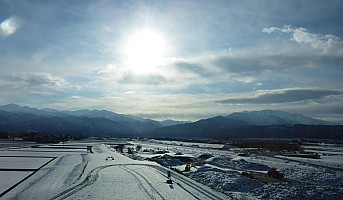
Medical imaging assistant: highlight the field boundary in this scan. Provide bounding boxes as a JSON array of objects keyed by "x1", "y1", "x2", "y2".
[{"x1": 0, "y1": 156, "x2": 57, "y2": 198}]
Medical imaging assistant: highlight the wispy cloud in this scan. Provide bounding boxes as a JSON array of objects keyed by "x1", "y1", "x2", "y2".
[
  {"x1": 13, "y1": 72, "x2": 67, "y2": 89},
  {"x1": 95, "y1": 64, "x2": 167, "y2": 87},
  {"x1": 119, "y1": 73, "x2": 166, "y2": 85},
  {"x1": 263, "y1": 25, "x2": 343, "y2": 54},
  {"x1": 0, "y1": 72, "x2": 70, "y2": 97},
  {"x1": 172, "y1": 61, "x2": 216, "y2": 78},
  {"x1": 217, "y1": 88, "x2": 342, "y2": 104},
  {"x1": 70, "y1": 96, "x2": 81, "y2": 99}
]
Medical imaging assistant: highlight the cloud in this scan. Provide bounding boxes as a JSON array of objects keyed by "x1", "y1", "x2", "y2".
[
  {"x1": 262, "y1": 27, "x2": 279, "y2": 34},
  {"x1": 167, "y1": 56, "x2": 258, "y2": 85},
  {"x1": 119, "y1": 73, "x2": 166, "y2": 85},
  {"x1": 82, "y1": 64, "x2": 177, "y2": 99},
  {"x1": 263, "y1": 25, "x2": 343, "y2": 54},
  {"x1": 213, "y1": 56, "x2": 262, "y2": 74},
  {"x1": 13, "y1": 72, "x2": 67, "y2": 89},
  {"x1": 125, "y1": 91, "x2": 136, "y2": 95},
  {"x1": 0, "y1": 72, "x2": 70, "y2": 97},
  {"x1": 217, "y1": 88, "x2": 342, "y2": 104},
  {"x1": 70, "y1": 96, "x2": 81, "y2": 99},
  {"x1": 173, "y1": 61, "x2": 215, "y2": 77},
  {"x1": 96, "y1": 64, "x2": 166, "y2": 86},
  {"x1": 166, "y1": 40, "x2": 343, "y2": 89},
  {"x1": 0, "y1": 72, "x2": 78, "y2": 107}
]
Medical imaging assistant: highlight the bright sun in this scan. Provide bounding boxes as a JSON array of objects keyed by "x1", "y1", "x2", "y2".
[{"x1": 125, "y1": 30, "x2": 166, "y2": 73}]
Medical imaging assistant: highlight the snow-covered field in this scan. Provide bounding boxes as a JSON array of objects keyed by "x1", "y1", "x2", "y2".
[
  {"x1": 130, "y1": 139, "x2": 343, "y2": 199},
  {"x1": 0, "y1": 157, "x2": 53, "y2": 169},
  {"x1": 1, "y1": 139, "x2": 343, "y2": 199},
  {"x1": 0, "y1": 140, "x2": 227, "y2": 200},
  {"x1": 0, "y1": 171, "x2": 32, "y2": 195}
]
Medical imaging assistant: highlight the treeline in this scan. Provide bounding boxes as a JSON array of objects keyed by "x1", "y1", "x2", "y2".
[
  {"x1": 0, "y1": 131, "x2": 78, "y2": 143},
  {"x1": 227, "y1": 140, "x2": 302, "y2": 152},
  {"x1": 0, "y1": 132, "x2": 8, "y2": 139},
  {"x1": 22, "y1": 132, "x2": 71, "y2": 143}
]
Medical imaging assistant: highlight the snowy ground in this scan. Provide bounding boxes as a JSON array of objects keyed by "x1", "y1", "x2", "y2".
[
  {"x1": 130, "y1": 139, "x2": 343, "y2": 199},
  {"x1": 0, "y1": 140, "x2": 227, "y2": 200},
  {"x1": 2, "y1": 139, "x2": 343, "y2": 199}
]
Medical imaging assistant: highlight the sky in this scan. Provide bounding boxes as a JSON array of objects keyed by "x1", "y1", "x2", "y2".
[{"x1": 1, "y1": 0, "x2": 343, "y2": 123}]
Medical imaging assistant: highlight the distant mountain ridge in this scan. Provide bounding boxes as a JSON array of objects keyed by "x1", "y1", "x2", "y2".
[
  {"x1": 147, "y1": 110, "x2": 341, "y2": 139},
  {"x1": 226, "y1": 110, "x2": 334, "y2": 126},
  {"x1": 0, "y1": 104, "x2": 144, "y2": 121},
  {"x1": 160, "y1": 119, "x2": 192, "y2": 127},
  {"x1": 0, "y1": 104, "x2": 341, "y2": 139},
  {"x1": 0, "y1": 110, "x2": 135, "y2": 137},
  {"x1": 0, "y1": 104, "x2": 187, "y2": 135}
]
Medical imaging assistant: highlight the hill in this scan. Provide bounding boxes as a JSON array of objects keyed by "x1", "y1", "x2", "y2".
[
  {"x1": 148, "y1": 110, "x2": 341, "y2": 139},
  {"x1": 226, "y1": 110, "x2": 334, "y2": 126},
  {"x1": 0, "y1": 104, "x2": 341, "y2": 139}
]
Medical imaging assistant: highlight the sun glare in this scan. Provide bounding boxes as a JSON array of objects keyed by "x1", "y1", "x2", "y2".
[{"x1": 125, "y1": 30, "x2": 166, "y2": 73}]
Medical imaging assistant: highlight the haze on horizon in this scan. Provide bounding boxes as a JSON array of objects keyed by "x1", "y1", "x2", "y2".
[{"x1": 1, "y1": 0, "x2": 343, "y2": 123}]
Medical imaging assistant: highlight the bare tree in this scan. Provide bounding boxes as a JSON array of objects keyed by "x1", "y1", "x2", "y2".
[
  {"x1": 136, "y1": 145, "x2": 142, "y2": 152},
  {"x1": 116, "y1": 144, "x2": 125, "y2": 153}
]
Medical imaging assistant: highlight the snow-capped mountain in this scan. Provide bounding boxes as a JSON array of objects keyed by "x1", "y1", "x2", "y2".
[
  {"x1": 0, "y1": 103, "x2": 61, "y2": 116},
  {"x1": 160, "y1": 119, "x2": 192, "y2": 127},
  {"x1": 226, "y1": 110, "x2": 334, "y2": 126},
  {"x1": 0, "y1": 104, "x2": 163, "y2": 134},
  {"x1": 63, "y1": 109, "x2": 146, "y2": 122},
  {"x1": 0, "y1": 104, "x2": 340, "y2": 139}
]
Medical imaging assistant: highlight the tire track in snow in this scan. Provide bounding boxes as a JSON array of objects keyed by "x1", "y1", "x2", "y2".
[
  {"x1": 47, "y1": 165, "x2": 111, "y2": 200},
  {"x1": 48, "y1": 164, "x2": 162, "y2": 200},
  {"x1": 48, "y1": 163, "x2": 228, "y2": 200},
  {"x1": 119, "y1": 166, "x2": 165, "y2": 200}
]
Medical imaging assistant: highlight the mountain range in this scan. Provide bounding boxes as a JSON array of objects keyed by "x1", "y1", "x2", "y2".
[{"x1": 0, "y1": 104, "x2": 341, "y2": 139}]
